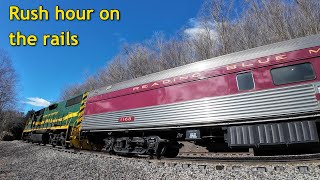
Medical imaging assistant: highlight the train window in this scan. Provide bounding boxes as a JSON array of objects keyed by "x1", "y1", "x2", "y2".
[
  {"x1": 236, "y1": 72, "x2": 255, "y2": 91},
  {"x1": 49, "y1": 104, "x2": 58, "y2": 110},
  {"x1": 271, "y1": 63, "x2": 316, "y2": 85},
  {"x1": 65, "y1": 95, "x2": 83, "y2": 107},
  {"x1": 35, "y1": 108, "x2": 45, "y2": 116}
]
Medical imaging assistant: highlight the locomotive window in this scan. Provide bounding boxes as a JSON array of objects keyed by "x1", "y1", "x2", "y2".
[
  {"x1": 271, "y1": 63, "x2": 316, "y2": 85},
  {"x1": 65, "y1": 95, "x2": 83, "y2": 107},
  {"x1": 49, "y1": 104, "x2": 58, "y2": 110},
  {"x1": 236, "y1": 72, "x2": 255, "y2": 91},
  {"x1": 35, "y1": 108, "x2": 45, "y2": 116}
]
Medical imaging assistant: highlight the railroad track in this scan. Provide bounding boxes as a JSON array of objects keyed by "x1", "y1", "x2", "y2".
[
  {"x1": 28, "y1": 142, "x2": 320, "y2": 164},
  {"x1": 176, "y1": 153, "x2": 320, "y2": 163}
]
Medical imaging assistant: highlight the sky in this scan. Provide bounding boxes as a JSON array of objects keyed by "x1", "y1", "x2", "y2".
[{"x1": 0, "y1": 0, "x2": 204, "y2": 112}]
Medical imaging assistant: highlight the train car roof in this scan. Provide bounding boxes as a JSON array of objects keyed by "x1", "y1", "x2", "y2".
[{"x1": 89, "y1": 34, "x2": 320, "y2": 97}]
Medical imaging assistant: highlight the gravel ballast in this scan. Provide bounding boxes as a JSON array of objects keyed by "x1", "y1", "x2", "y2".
[{"x1": 1, "y1": 141, "x2": 320, "y2": 179}]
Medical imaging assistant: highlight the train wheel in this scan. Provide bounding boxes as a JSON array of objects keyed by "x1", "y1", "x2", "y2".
[
  {"x1": 50, "y1": 137, "x2": 56, "y2": 147},
  {"x1": 61, "y1": 139, "x2": 69, "y2": 149},
  {"x1": 61, "y1": 140, "x2": 67, "y2": 148},
  {"x1": 156, "y1": 143, "x2": 167, "y2": 159},
  {"x1": 164, "y1": 142, "x2": 180, "y2": 158},
  {"x1": 91, "y1": 143, "x2": 102, "y2": 151},
  {"x1": 60, "y1": 132, "x2": 69, "y2": 148}
]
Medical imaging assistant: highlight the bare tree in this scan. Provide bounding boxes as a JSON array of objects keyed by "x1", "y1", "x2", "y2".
[
  {"x1": 202, "y1": 0, "x2": 235, "y2": 55},
  {"x1": 197, "y1": 0, "x2": 320, "y2": 55},
  {"x1": 59, "y1": 84, "x2": 83, "y2": 100},
  {"x1": 97, "y1": 55, "x2": 130, "y2": 86},
  {"x1": 151, "y1": 35, "x2": 195, "y2": 69},
  {"x1": 185, "y1": 20, "x2": 218, "y2": 61},
  {"x1": 123, "y1": 44, "x2": 158, "y2": 79},
  {"x1": 291, "y1": 0, "x2": 320, "y2": 36},
  {"x1": 0, "y1": 50, "x2": 18, "y2": 131},
  {"x1": 0, "y1": 50, "x2": 17, "y2": 111}
]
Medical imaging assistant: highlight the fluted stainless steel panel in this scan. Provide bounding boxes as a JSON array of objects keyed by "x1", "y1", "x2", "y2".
[
  {"x1": 89, "y1": 34, "x2": 320, "y2": 97},
  {"x1": 82, "y1": 83, "x2": 320, "y2": 131},
  {"x1": 227, "y1": 121, "x2": 319, "y2": 147}
]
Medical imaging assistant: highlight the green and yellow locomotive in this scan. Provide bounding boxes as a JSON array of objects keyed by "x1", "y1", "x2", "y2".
[{"x1": 22, "y1": 92, "x2": 91, "y2": 149}]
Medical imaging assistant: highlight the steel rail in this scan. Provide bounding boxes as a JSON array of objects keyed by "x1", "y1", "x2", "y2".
[{"x1": 26, "y1": 141, "x2": 320, "y2": 164}]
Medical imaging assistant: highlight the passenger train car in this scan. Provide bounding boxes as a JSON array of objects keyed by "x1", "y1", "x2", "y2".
[{"x1": 23, "y1": 34, "x2": 320, "y2": 157}]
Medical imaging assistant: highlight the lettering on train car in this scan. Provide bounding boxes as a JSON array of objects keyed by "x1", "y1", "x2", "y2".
[
  {"x1": 132, "y1": 72, "x2": 204, "y2": 91},
  {"x1": 118, "y1": 116, "x2": 135, "y2": 122},
  {"x1": 309, "y1": 48, "x2": 320, "y2": 54},
  {"x1": 226, "y1": 54, "x2": 288, "y2": 71}
]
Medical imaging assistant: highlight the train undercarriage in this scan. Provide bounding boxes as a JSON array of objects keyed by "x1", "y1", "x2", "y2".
[
  {"x1": 22, "y1": 130, "x2": 70, "y2": 148},
  {"x1": 81, "y1": 117, "x2": 320, "y2": 157},
  {"x1": 22, "y1": 117, "x2": 320, "y2": 158}
]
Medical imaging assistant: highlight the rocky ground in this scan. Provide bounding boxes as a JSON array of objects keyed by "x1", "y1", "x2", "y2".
[{"x1": 1, "y1": 141, "x2": 320, "y2": 180}]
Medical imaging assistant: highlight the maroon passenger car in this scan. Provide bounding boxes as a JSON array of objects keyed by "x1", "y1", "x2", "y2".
[{"x1": 81, "y1": 34, "x2": 320, "y2": 157}]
